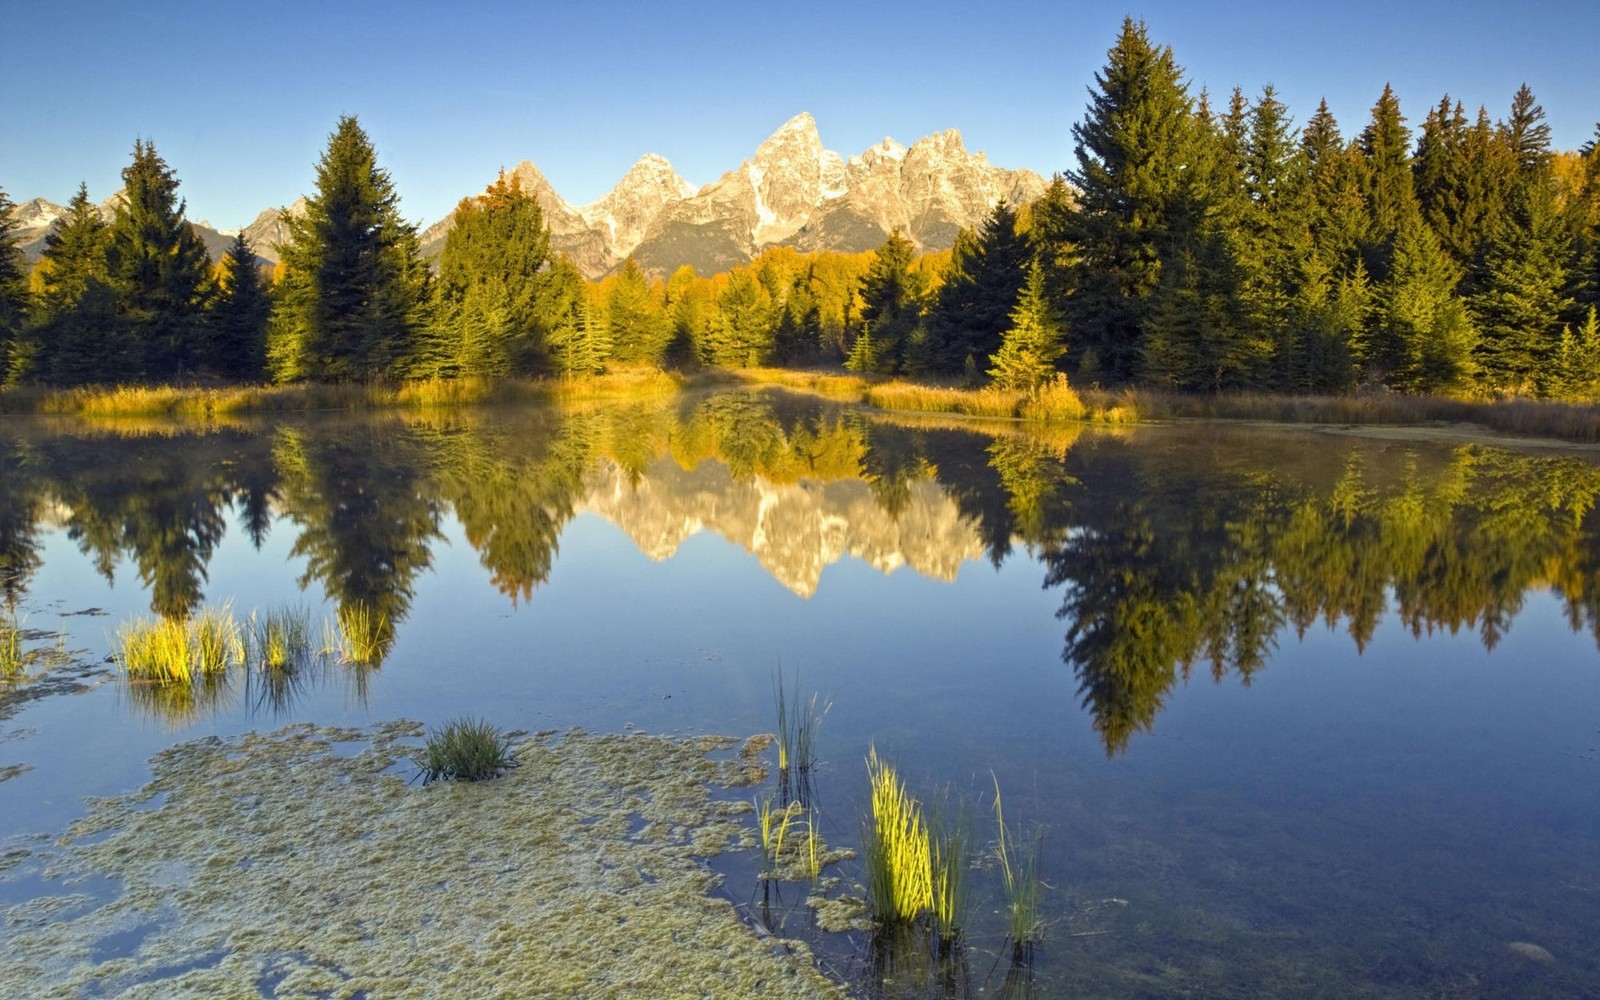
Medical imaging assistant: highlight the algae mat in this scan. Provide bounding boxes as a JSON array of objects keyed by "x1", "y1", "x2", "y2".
[{"x1": 0, "y1": 721, "x2": 844, "y2": 999}]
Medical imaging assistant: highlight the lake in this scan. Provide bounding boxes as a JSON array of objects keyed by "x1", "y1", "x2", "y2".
[{"x1": 1, "y1": 387, "x2": 1597, "y2": 998}]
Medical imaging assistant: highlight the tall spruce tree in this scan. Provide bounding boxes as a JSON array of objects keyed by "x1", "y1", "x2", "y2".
[
  {"x1": 105, "y1": 141, "x2": 213, "y2": 379},
  {"x1": 926, "y1": 200, "x2": 1030, "y2": 373},
  {"x1": 27, "y1": 183, "x2": 122, "y2": 384},
  {"x1": 426, "y1": 172, "x2": 552, "y2": 377},
  {"x1": 988, "y1": 260, "x2": 1064, "y2": 389},
  {"x1": 1371, "y1": 215, "x2": 1476, "y2": 392},
  {"x1": 207, "y1": 232, "x2": 270, "y2": 380},
  {"x1": 1579, "y1": 123, "x2": 1600, "y2": 309},
  {"x1": 269, "y1": 116, "x2": 427, "y2": 382},
  {"x1": 1469, "y1": 85, "x2": 1572, "y2": 393},
  {"x1": 1064, "y1": 18, "x2": 1206, "y2": 383},
  {"x1": 852, "y1": 229, "x2": 922, "y2": 373},
  {"x1": 1301, "y1": 100, "x2": 1369, "y2": 272},
  {"x1": 0, "y1": 187, "x2": 29, "y2": 382},
  {"x1": 1357, "y1": 84, "x2": 1418, "y2": 280},
  {"x1": 605, "y1": 258, "x2": 670, "y2": 365}
]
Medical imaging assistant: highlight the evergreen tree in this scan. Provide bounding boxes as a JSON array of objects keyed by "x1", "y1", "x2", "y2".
[
  {"x1": 1413, "y1": 97, "x2": 1476, "y2": 266},
  {"x1": 25, "y1": 183, "x2": 122, "y2": 384},
  {"x1": 104, "y1": 140, "x2": 214, "y2": 379},
  {"x1": 0, "y1": 187, "x2": 29, "y2": 382},
  {"x1": 605, "y1": 258, "x2": 670, "y2": 364},
  {"x1": 207, "y1": 232, "x2": 270, "y2": 380},
  {"x1": 1064, "y1": 18, "x2": 1202, "y2": 382},
  {"x1": 1301, "y1": 100, "x2": 1369, "y2": 272},
  {"x1": 925, "y1": 200, "x2": 1030, "y2": 372},
  {"x1": 988, "y1": 261, "x2": 1064, "y2": 389},
  {"x1": 1470, "y1": 189, "x2": 1572, "y2": 392},
  {"x1": 542, "y1": 256, "x2": 609, "y2": 376},
  {"x1": 1372, "y1": 215, "x2": 1476, "y2": 392},
  {"x1": 268, "y1": 116, "x2": 428, "y2": 382},
  {"x1": 1578, "y1": 123, "x2": 1600, "y2": 310},
  {"x1": 1029, "y1": 175, "x2": 1076, "y2": 322},
  {"x1": 854, "y1": 229, "x2": 922, "y2": 373},
  {"x1": 1357, "y1": 84, "x2": 1418, "y2": 280},
  {"x1": 1550, "y1": 306, "x2": 1600, "y2": 400},
  {"x1": 426, "y1": 172, "x2": 552, "y2": 377},
  {"x1": 704, "y1": 269, "x2": 773, "y2": 367},
  {"x1": 1236, "y1": 85, "x2": 1313, "y2": 381}
]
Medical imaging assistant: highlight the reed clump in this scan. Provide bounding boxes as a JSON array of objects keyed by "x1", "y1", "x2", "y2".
[
  {"x1": 773, "y1": 671, "x2": 829, "y2": 803},
  {"x1": 864, "y1": 375, "x2": 1127, "y2": 425},
  {"x1": 863, "y1": 748, "x2": 934, "y2": 925},
  {"x1": 414, "y1": 717, "x2": 518, "y2": 783},
  {"x1": 0, "y1": 613, "x2": 24, "y2": 680},
  {"x1": 323, "y1": 604, "x2": 391, "y2": 667},
  {"x1": 928, "y1": 796, "x2": 973, "y2": 952},
  {"x1": 116, "y1": 605, "x2": 243, "y2": 684},
  {"x1": 993, "y1": 777, "x2": 1043, "y2": 961}
]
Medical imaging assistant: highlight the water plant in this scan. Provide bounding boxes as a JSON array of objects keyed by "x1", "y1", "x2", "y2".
[
  {"x1": 928, "y1": 795, "x2": 973, "y2": 952},
  {"x1": 190, "y1": 605, "x2": 244, "y2": 677},
  {"x1": 862, "y1": 747, "x2": 933, "y2": 925},
  {"x1": 116, "y1": 605, "x2": 245, "y2": 684},
  {"x1": 774, "y1": 670, "x2": 829, "y2": 804},
  {"x1": 323, "y1": 603, "x2": 391, "y2": 667},
  {"x1": 1, "y1": 612, "x2": 25, "y2": 680},
  {"x1": 414, "y1": 717, "x2": 518, "y2": 784},
  {"x1": 245, "y1": 606, "x2": 315, "y2": 675},
  {"x1": 993, "y1": 776, "x2": 1043, "y2": 961}
]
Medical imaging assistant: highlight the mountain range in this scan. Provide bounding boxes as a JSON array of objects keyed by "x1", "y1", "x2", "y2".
[{"x1": 12, "y1": 113, "x2": 1047, "y2": 280}]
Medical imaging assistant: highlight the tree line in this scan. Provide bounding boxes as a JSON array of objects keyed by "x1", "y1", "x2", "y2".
[{"x1": 2, "y1": 21, "x2": 1598, "y2": 397}]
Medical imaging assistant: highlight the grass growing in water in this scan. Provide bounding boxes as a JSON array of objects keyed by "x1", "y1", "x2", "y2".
[
  {"x1": 0, "y1": 613, "x2": 24, "y2": 680},
  {"x1": 116, "y1": 607, "x2": 242, "y2": 684},
  {"x1": 863, "y1": 747, "x2": 933, "y2": 925},
  {"x1": 323, "y1": 604, "x2": 391, "y2": 667},
  {"x1": 993, "y1": 776, "x2": 1043, "y2": 961},
  {"x1": 414, "y1": 717, "x2": 518, "y2": 783},
  {"x1": 929, "y1": 795, "x2": 974, "y2": 952},
  {"x1": 244, "y1": 607, "x2": 321, "y2": 716},
  {"x1": 774, "y1": 670, "x2": 829, "y2": 805}
]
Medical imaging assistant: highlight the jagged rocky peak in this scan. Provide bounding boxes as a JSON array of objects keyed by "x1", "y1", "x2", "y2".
[
  {"x1": 746, "y1": 112, "x2": 835, "y2": 244},
  {"x1": 579, "y1": 153, "x2": 695, "y2": 258}
]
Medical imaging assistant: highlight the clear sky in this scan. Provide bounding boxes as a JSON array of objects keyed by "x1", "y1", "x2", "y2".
[{"x1": 3, "y1": 0, "x2": 1596, "y2": 231}]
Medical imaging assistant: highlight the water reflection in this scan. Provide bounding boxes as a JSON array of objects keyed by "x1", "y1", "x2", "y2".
[{"x1": 3, "y1": 392, "x2": 1600, "y2": 750}]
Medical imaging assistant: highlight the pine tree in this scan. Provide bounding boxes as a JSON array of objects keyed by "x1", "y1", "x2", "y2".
[
  {"x1": 1550, "y1": 306, "x2": 1600, "y2": 400},
  {"x1": 854, "y1": 229, "x2": 921, "y2": 373},
  {"x1": 541, "y1": 256, "x2": 608, "y2": 376},
  {"x1": 1578, "y1": 123, "x2": 1600, "y2": 310},
  {"x1": 1358, "y1": 84, "x2": 1418, "y2": 280},
  {"x1": 1063, "y1": 18, "x2": 1202, "y2": 382},
  {"x1": 1470, "y1": 190, "x2": 1572, "y2": 393},
  {"x1": 605, "y1": 258, "x2": 670, "y2": 364},
  {"x1": 207, "y1": 232, "x2": 270, "y2": 380},
  {"x1": 426, "y1": 172, "x2": 552, "y2": 377},
  {"x1": 988, "y1": 261, "x2": 1064, "y2": 389},
  {"x1": 105, "y1": 140, "x2": 214, "y2": 379},
  {"x1": 925, "y1": 200, "x2": 1031, "y2": 372},
  {"x1": 268, "y1": 116, "x2": 428, "y2": 382},
  {"x1": 704, "y1": 269, "x2": 773, "y2": 367},
  {"x1": 1301, "y1": 100, "x2": 1369, "y2": 272},
  {"x1": 1372, "y1": 216, "x2": 1476, "y2": 392},
  {"x1": 25, "y1": 183, "x2": 123, "y2": 383},
  {"x1": 0, "y1": 187, "x2": 29, "y2": 382}
]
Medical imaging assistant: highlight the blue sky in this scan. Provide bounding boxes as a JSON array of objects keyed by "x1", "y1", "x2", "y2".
[{"x1": 3, "y1": 0, "x2": 1596, "y2": 230}]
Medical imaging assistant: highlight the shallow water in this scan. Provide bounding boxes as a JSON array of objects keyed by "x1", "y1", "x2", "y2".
[{"x1": 1, "y1": 388, "x2": 1597, "y2": 997}]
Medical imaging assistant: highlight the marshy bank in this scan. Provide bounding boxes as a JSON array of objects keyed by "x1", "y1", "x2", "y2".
[{"x1": 0, "y1": 722, "x2": 844, "y2": 999}]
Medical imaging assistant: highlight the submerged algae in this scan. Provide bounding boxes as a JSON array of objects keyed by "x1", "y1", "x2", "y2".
[{"x1": 0, "y1": 721, "x2": 846, "y2": 999}]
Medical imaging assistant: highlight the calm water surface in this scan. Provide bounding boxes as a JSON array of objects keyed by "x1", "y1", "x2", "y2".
[{"x1": 1, "y1": 388, "x2": 1597, "y2": 998}]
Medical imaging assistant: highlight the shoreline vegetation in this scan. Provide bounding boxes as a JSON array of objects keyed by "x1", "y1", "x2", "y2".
[{"x1": 4, "y1": 367, "x2": 1600, "y2": 446}]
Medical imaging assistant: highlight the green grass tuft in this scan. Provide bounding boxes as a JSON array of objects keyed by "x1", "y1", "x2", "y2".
[
  {"x1": 863, "y1": 747, "x2": 933, "y2": 926},
  {"x1": 0, "y1": 613, "x2": 24, "y2": 680},
  {"x1": 414, "y1": 717, "x2": 518, "y2": 784},
  {"x1": 993, "y1": 776, "x2": 1043, "y2": 961}
]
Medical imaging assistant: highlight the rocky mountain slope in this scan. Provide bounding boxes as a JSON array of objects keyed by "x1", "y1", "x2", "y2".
[
  {"x1": 12, "y1": 114, "x2": 1045, "y2": 279},
  {"x1": 423, "y1": 112, "x2": 1046, "y2": 278}
]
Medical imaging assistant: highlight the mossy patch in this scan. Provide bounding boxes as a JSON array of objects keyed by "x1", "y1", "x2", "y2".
[{"x1": 0, "y1": 721, "x2": 846, "y2": 999}]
